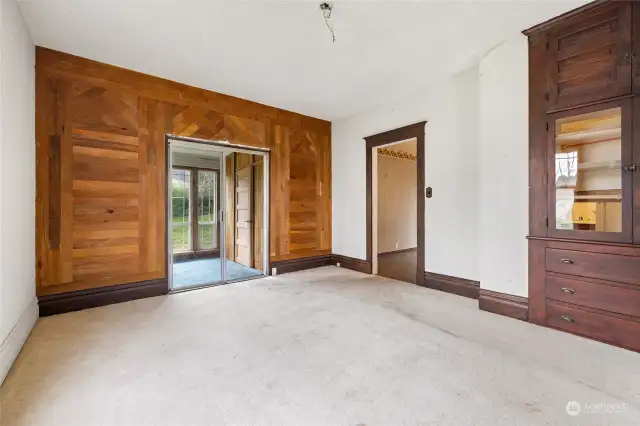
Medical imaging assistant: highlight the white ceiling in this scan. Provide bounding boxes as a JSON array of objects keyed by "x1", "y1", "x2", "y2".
[{"x1": 18, "y1": 0, "x2": 587, "y2": 121}]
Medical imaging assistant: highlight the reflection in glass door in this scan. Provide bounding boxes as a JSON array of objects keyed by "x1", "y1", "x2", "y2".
[
  {"x1": 197, "y1": 170, "x2": 217, "y2": 251},
  {"x1": 171, "y1": 165, "x2": 223, "y2": 290},
  {"x1": 171, "y1": 169, "x2": 191, "y2": 252},
  {"x1": 550, "y1": 100, "x2": 632, "y2": 242}
]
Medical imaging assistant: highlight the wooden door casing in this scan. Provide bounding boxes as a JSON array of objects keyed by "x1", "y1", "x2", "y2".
[
  {"x1": 225, "y1": 154, "x2": 236, "y2": 261},
  {"x1": 235, "y1": 160, "x2": 253, "y2": 268},
  {"x1": 545, "y1": 1, "x2": 632, "y2": 112},
  {"x1": 253, "y1": 156, "x2": 265, "y2": 271}
]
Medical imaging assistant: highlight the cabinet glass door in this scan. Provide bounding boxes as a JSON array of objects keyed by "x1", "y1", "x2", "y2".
[{"x1": 549, "y1": 99, "x2": 633, "y2": 243}]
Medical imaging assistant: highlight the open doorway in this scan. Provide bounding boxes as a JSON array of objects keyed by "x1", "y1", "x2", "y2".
[
  {"x1": 365, "y1": 122, "x2": 426, "y2": 286},
  {"x1": 374, "y1": 139, "x2": 418, "y2": 283},
  {"x1": 167, "y1": 137, "x2": 269, "y2": 291}
]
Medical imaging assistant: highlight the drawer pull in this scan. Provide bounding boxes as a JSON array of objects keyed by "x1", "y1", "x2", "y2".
[
  {"x1": 561, "y1": 258, "x2": 575, "y2": 265},
  {"x1": 560, "y1": 315, "x2": 575, "y2": 323},
  {"x1": 560, "y1": 287, "x2": 575, "y2": 294}
]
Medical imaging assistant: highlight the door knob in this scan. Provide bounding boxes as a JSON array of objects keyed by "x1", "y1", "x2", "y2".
[{"x1": 623, "y1": 164, "x2": 637, "y2": 172}]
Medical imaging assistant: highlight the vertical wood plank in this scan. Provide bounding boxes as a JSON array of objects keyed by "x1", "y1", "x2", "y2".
[
  {"x1": 137, "y1": 96, "x2": 149, "y2": 273},
  {"x1": 35, "y1": 72, "x2": 53, "y2": 287},
  {"x1": 58, "y1": 80, "x2": 74, "y2": 284}
]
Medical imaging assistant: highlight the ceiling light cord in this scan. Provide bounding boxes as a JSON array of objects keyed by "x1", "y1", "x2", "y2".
[{"x1": 320, "y1": 3, "x2": 335, "y2": 43}]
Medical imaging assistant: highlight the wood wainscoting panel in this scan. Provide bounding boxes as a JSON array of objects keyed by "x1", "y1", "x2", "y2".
[
  {"x1": 479, "y1": 289, "x2": 529, "y2": 321},
  {"x1": 423, "y1": 272, "x2": 480, "y2": 299},
  {"x1": 36, "y1": 47, "x2": 332, "y2": 299}
]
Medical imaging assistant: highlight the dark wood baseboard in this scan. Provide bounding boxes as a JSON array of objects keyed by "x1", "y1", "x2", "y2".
[
  {"x1": 479, "y1": 289, "x2": 529, "y2": 321},
  {"x1": 378, "y1": 247, "x2": 417, "y2": 257},
  {"x1": 38, "y1": 278, "x2": 169, "y2": 316},
  {"x1": 330, "y1": 254, "x2": 372, "y2": 274},
  {"x1": 423, "y1": 272, "x2": 479, "y2": 299},
  {"x1": 270, "y1": 255, "x2": 332, "y2": 275},
  {"x1": 173, "y1": 249, "x2": 220, "y2": 263}
]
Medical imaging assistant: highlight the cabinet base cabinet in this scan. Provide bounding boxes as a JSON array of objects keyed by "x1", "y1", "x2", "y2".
[{"x1": 529, "y1": 238, "x2": 640, "y2": 353}]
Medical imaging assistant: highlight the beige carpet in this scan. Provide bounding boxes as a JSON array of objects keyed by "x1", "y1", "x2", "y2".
[{"x1": 1, "y1": 266, "x2": 639, "y2": 426}]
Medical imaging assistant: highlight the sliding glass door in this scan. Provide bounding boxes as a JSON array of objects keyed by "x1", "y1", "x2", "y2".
[
  {"x1": 171, "y1": 167, "x2": 222, "y2": 290},
  {"x1": 168, "y1": 139, "x2": 270, "y2": 292},
  {"x1": 197, "y1": 170, "x2": 217, "y2": 251},
  {"x1": 171, "y1": 169, "x2": 191, "y2": 252}
]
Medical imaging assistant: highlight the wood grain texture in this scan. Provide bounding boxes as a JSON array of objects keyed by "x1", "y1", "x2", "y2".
[
  {"x1": 544, "y1": 2, "x2": 632, "y2": 111},
  {"x1": 36, "y1": 48, "x2": 331, "y2": 296},
  {"x1": 526, "y1": 1, "x2": 640, "y2": 353},
  {"x1": 546, "y1": 300, "x2": 640, "y2": 352},
  {"x1": 546, "y1": 273, "x2": 640, "y2": 317}
]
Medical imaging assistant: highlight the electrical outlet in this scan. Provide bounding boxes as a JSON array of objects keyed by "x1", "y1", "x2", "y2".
[
  {"x1": 271, "y1": 267, "x2": 277, "y2": 276},
  {"x1": 395, "y1": 242, "x2": 400, "y2": 250},
  {"x1": 337, "y1": 262, "x2": 341, "y2": 267}
]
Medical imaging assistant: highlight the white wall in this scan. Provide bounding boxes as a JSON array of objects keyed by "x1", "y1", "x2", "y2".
[
  {"x1": 478, "y1": 35, "x2": 529, "y2": 297},
  {"x1": 0, "y1": 0, "x2": 38, "y2": 384},
  {"x1": 377, "y1": 154, "x2": 417, "y2": 253},
  {"x1": 333, "y1": 67, "x2": 480, "y2": 281}
]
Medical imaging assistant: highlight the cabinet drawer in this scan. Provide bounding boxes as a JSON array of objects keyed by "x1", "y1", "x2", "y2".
[
  {"x1": 546, "y1": 275, "x2": 640, "y2": 317},
  {"x1": 545, "y1": 248, "x2": 640, "y2": 284},
  {"x1": 546, "y1": 301, "x2": 640, "y2": 351}
]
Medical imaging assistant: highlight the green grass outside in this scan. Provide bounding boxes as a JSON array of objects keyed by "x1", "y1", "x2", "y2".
[{"x1": 172, "y1": 217, "x2": 215, "y2": 252}]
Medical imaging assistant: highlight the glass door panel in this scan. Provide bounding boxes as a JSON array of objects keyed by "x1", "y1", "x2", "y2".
[
  {"x1": 171, "y1": 169, "x2": 191, "y2": 252},
  {"x1": 550, "y1": 100, "x2": 633, "y2": 242},
  {"x1": 197, "y1": 170, "x2": 218, "y2": 251}
]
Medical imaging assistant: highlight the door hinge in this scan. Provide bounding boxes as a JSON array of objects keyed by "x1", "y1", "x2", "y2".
[
  {"x1": 546, "y1": 217, "x2": 549, "y2": 227},
  {"x1": 545, "y1": 41, "x2": 549, "y2": 50},
  {"x1": 544, "y1": 92, "x2": 549, "y2": 101},
  {"x1": 546, "y1": 122, "x2": 549, "y2": 131}
]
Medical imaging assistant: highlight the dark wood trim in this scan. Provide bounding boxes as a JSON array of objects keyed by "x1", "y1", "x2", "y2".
[
  {"x1": 270, "y1": 255, "x2": 332, "y2": 275},
  {"x1": 523, "y1": 0, "x2": 610, "y2": 36},
  {"x1": 479, "y1": 289, "x2": 529, "y2": 321},
  {"x1": 38, "y1": 278, "x2": 169, "y2": 316},
  {"x1": 378, "y1": 247, "x2": 417, "y2": 257},
  {"x1": 330, "y1": 254, "x2": 372, "y2": 274},
  {"x1": 527, "y1": 235, "x2": 640, "y2": 248},
  {"x1": 173, "y1": 249, "x2": 220, "y2": 263},
  {"x1": 423, "y1": 272, "x2": 479, "y2": 299},
  {"x1": 528, "y1": 32, "x2": 549, "y2": 237},
  {"x1": 365, "y1": 121, "x2": 426, "y2": 286}
]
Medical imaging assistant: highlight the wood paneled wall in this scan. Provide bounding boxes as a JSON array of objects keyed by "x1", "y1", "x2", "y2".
[{"x1": 36, "y1": 47, "x2": 331, "y2": 296}]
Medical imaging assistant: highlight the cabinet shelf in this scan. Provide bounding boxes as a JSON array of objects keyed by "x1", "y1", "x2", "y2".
[
  {"x1": 556, "y1": 128, "x2": 620, "y2": 145},
  {"x1": 577, "y1": 160, "x2": 621, "y2": 172}
]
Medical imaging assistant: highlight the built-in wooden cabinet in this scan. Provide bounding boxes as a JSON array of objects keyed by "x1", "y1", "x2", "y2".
[
  {"x1": 526, "y1": 0, "x2": 640, "y2": 352},
  {"x1": 545, "y1": 1, "x2": 632, "y2": 111}
]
